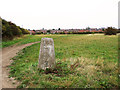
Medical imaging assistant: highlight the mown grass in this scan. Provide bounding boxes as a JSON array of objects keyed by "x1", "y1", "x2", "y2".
[{"x1": 8, "y1": 34, "x2": 118, "y2": 88}]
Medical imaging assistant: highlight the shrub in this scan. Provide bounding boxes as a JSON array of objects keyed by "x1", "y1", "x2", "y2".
[
  {"x1": 36, "y1": 32, "x2": 42, "y2": 34},
  {"x1": 104, "y1": 27, "x2": 118, "y2": 35},
  {"x1": 2, "y1": 18, "x2": 29, "y2": 40},
  {"x1": 117, "y1": 29, "x2": 120, "y2": 33},
  {"x1": 20, "y1": 28, "x2": 30, "y2": 34}
]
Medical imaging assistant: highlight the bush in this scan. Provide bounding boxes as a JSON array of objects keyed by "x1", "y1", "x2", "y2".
[
  {"x1": 59, "y1": 32, "x2": 65, "y2": 34},
  {"x1": 35, "y1": 32, "x2": 42, "y2": 34},
  {"x1": 117, "y1": 29, "x2": 120, "y2": 33},
  {"x1": 20, "y1": 28, "x2": 30, "y2": 34},
  {"x1": 104, "y1": 27, "x2": 118, "y2": 35},
  {"x1": 2, "y1": 18, "x2": 29, "y2": 40}
]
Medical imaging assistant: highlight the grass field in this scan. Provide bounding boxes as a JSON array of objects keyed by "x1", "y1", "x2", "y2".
[
  {"x1": 8, "y1": 34, "x2": 118, "y2": 88},
  {"x1": 2, "y1": 34, "x2": 68, "y2": 48}
]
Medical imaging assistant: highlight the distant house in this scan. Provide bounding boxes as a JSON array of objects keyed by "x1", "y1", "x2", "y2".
[
  {"x1": 78, "y1": 30, "x2": 86, "y2": 32},
  {"x1": 35, "y1": 30, "x2": 40, "y2": 33},
  {"x1": 98, "y1": 29, "x2": 104, "y2": 32},
  {"x1": 40, "y1": 30, "x2": 47, "y2": 34},
  {"x1": 90, "y1": 30, "x2": 96, "y2": 32},
  {"x1": 64, "y1": 31, "x2": 68, "y2": 34},
  {"x1": 28, "y1": 28, "x2": 104, "y2": 35},
  {"x1": 50, "y1": 30, "x2": 56, "y2": 34},
  {"x1": 29, "y1": 30, "x2": 36, "y2": 35}
]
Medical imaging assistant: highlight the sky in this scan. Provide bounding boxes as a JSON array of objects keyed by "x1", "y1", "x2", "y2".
[{"x1": 0, "y1": 0, "x2": 119, "y2": 30}]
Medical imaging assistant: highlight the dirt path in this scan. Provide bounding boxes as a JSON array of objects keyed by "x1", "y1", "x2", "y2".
[{"x1": 1, "y1": 41, "x2": 40, "y2": 89}]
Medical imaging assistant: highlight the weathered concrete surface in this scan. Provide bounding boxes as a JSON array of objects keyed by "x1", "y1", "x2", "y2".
[{"x1": 38, "y1": 38, "x2": 55, "y2": 70}]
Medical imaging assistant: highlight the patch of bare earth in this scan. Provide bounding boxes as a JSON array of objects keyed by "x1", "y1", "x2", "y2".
[{"x1": 1, "y1": 41, "x2": 40, "y2": 89}]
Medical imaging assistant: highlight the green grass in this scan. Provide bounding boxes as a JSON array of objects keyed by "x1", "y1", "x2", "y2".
[
  {"x1": 8, "y1": 34, "x2": 118, "y2": 88},
  {"x1": 2, "y1": 34, "x2": 68, "y2": 48},
  {"x1": 2, "y1": 35, "x2": 29, "y2": 48}
]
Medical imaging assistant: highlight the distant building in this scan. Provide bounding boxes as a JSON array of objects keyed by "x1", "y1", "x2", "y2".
[{"x1": 29, "y1": 30, "x2": 35, "y2": 35}]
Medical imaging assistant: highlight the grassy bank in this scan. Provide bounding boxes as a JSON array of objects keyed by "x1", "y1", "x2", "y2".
[{"x1": 9, "y1": 34, "x2": 118, "y2": 88}]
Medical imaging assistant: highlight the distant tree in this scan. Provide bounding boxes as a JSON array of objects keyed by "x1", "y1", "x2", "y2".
[
  {"x1": 104, "y1": 27, "x2": 118, "y2": 35},
  {"x1": 58, "y1": 28, "x2": 61, "y2": 30},
  {"x1": 47, "y1": 30, "x2": 50, "y2": 34},
  {"x1": 102, "y1": 28, "x2": 105, "y2": 31},
  {"x1": 117, "y1": 28, "x2": 120, "y2": 33},
  {"x1": 36, "y1": 32, "x2": 42, "y2": 34},
  {"x1": 86, "y1": 27, "x2": 90, "y2": 30},
  {"x1": 55, "y1": 32, "x2": 58, "y2": 34}
]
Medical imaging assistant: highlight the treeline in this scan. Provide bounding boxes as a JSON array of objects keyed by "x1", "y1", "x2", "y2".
[{"x1": 2, "y1": 18, "x2": 29, "y2": 40}]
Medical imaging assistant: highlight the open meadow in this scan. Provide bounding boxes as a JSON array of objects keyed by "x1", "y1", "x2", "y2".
[{"x1": 3, "y1": 34, "x2": 118, "y2": 88}]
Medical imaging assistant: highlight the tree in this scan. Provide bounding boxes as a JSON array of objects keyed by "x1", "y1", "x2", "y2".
[
  {"x1": 86, "y1": 27, "x2": 90, "y2": 30},
  {"x1": 104, "y1": 27, "x2": 118, "y2": 35},
  {"x1": 58, "y1": 28, "x2": 60, "y2": 30},
  {"x1": 47, "y1": 30, "x2": 51, "y2": 34}
]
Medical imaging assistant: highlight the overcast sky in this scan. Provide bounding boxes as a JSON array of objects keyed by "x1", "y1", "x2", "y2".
[{"x1": 0, "y1": 0, "x2": 119, "y2": 29}]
